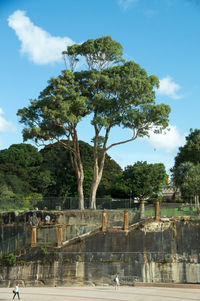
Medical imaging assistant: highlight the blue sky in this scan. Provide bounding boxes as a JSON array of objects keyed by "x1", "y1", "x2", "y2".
[{"x1": 0, "y1": 0, "x2": 200, "y2": 173}]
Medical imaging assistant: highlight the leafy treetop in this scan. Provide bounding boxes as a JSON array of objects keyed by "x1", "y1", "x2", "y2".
[{"x1": 63, "y1": 36, "x2": 124, "y2": 71}]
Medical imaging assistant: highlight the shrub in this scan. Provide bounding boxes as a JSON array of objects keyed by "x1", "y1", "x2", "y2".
[
  {"x1": 41, "y1": 247, "x2": 48, "y2": 256},
  {"x1": 6, "y1": 253, "x2": 16, "y2": 265}
]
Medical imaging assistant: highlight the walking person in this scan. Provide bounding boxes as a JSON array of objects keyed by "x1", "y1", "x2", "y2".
[
  {"x1": 114, "y1": 274, "x2": 120, "y2": 290},
  {"x1": 13, "y1": 283, "x2": 20, "y2": 299}
]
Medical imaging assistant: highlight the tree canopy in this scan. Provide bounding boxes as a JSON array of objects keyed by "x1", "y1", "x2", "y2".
[
  {"x1": 70, "y1": 37, "x2": 170, "y2": 208},
  {"x1": 18, "y1": 36, "x2": 170, "y2": 209},
  {"x1": 172, "y1": 161, "x2": 194, "y2": 188},
  {"x1": 173, "y1": 129, "x2": 200, "y2": 169},
  {"x1": 180, "y1": 164, "x2": 200, "y2": 203},
  {"x1": 17, "y1": 69, "x2": 89, "y2": 209},
  {"x1": 171, "y1": 129, "x2": 200, "y2": 204},
  {"x1": 0, "y1": 144, "x2": 49, "y2": 209},
  {"x1": 122, "y1": 161, "x2": 167, "y2": 201}
]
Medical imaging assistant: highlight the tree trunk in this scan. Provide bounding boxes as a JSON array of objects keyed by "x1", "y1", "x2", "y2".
[
  {"x1": 90, "y1": 181, "x2": 98, "y2": 209},
  {"x1": 77, "y1": 176, "x2": 84, "y2": 210},
  {"x1": 74, "y1": 148, "x2": 85, "y2": 210},
  {"x1": 194, "y1": 194, "x2": 199, "y2": 208},
  {"x1": 90, "y1": 151, "x2": 106, "y2": 209},
  {"x1": 90, "y1": 127, "x2": 109, "y2": 209},
  {"x1": 68, "y1": 128, "x2": 85, "y2": 210},
  {"x1": 140, "y1": 200, "x2": 145, "y2": 219},
  {"x1": 90, "y1": 150, "x2": 102, "y2": 209}
]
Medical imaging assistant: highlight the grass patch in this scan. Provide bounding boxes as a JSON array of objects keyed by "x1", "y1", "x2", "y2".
[{"x1": 143, "y1": 205, "x2": 198, "y2": 218}]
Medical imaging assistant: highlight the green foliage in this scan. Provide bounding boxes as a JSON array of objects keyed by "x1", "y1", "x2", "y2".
[
  {"x1": 0, "y1": 143, "x2": 42, "y2": 167},
  {"x1": 5, "y1": 253, "x2": 16, "y2": 265},
  {"x1": 0, "y1": 143, "x2": 54, "y2": 210},
  {"x1": 97, "y1": 156, "x2": 122, "y2": 198},
  {"x1": 123, "y1": 161, "x2": 166, "y2": 201},
  {"x1": 172, "y1": 129, "x2": 200, "y2": 201},
  {"x1": 181, "y1": 164, "x2": 200, "y2": 201},
  {"x1": 41, "y1": 247, "x2": 48, "y2": 256},
  {"x1": 17, "y1": 35, "x2": 170, "y2": 209},
  {"x1": 77, "y1": 61, "x2": 170, "y2": 137},
  {"x1": 17, "y1": 70, "x2": 89, "y2": 144},
  {"x1": 0, "y1": 141, "x2": 122, "y2": 209},
  {"x1": 40, "y1": 140, "x2": 122, "y2": 199},
  {"x1": 0, "y1": 143, "x2": 47, "y2": 196},
  {"x1": 172, "y1": 162, "x2": 194, "y2": 188},
  {"x1": 109, "y1": 174, "x2": 129, "y2": 198},
  {"x1": 64, "y1": 36, "x2": 123, "y2": 71},
  {"x1": 72, "y1": 37, "x2": 170, "y2": 208},
  {"x1": 159, "y1": 257, "x2": 173, "y2": 264},
  {"x1": 17, "y1": 69, "x2": 90, "y2": 209},
  {"x1": 174, "y1": 129, "x2": 200, "y2": 168},
  {"x1": 64, "y1": 258, "x2": 72, "y2": 263}
]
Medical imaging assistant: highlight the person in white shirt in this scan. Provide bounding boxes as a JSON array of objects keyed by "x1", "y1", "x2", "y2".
[
  {"x1": 13, "y1": 283, "x2": 20, "y2": 299},
  {"x1": 114, "y1": 274, "x2": 120, "y2": 290}
]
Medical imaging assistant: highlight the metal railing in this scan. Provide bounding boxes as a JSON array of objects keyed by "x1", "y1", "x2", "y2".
[{"x1": 34, "y1": 197, "x2": 139, "y2": 210}]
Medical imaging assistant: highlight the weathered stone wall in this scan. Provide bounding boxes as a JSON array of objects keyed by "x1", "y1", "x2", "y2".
[
  {"x1": 1, "y1": 217, "x2": 200, "y2": 286},
  {"x1": 0, "y1": 210, "x2": 139, "y2": 253}
]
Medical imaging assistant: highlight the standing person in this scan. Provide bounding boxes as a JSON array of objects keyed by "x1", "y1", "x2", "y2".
[
  {"x1": 114, "y1": 274, "x2": 120, "y2": 290},
  {"x1": 13, "y1": 283, "x2": 20, "y2": 299}
]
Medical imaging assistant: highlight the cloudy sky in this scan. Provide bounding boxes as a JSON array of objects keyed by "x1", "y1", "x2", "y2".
[{"x1": 0, "y1": 0, "x2": 200, "y2": 173}]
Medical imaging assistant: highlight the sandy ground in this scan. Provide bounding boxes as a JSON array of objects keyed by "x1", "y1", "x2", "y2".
[{"x1": 1, "y1": 286, "x2": 200, "y2": 301}]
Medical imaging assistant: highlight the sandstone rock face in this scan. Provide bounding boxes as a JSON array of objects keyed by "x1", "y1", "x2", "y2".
[
  {"x1": 0, "y1": 210, "x2": 139, "y2": 253},
  {"x1": 1, "y1": 212, "x2": 200, "y2": 286}
]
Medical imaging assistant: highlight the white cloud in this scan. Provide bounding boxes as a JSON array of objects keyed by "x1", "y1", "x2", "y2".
[
  {"x1": 118, "y1": 0, "x2": 138, "y2": 10},
  {"x1": 8, "y1": 10, "x2": 75, "y2": 65},
  {"x1": 142, "y1": 125, "x2": 186, "y2": 153},
  {"x1": 0, "y1": 108, "x2": 16, "y2": 133},
  {"x1": 157, "y1": 76, "x2": 181, "y2": 99}
]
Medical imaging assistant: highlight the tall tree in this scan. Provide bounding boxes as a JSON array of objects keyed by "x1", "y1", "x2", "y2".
[
  {"x1": 18, "y1": 36, "x2": 170, "y2": 210},
  {"x1": 17, "y1": 71, "x2": 89, "y2": 210},
  {"x1": 66, "y1": 37, "x2": 170, "y2": 208}
]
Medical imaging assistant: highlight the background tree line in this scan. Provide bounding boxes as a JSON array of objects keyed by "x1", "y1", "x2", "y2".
[
  {"x1": 0, "y1": 142, "x2": 167, "y2": 210},
  {"x1": 171, "y1": 129, "x2": 200, "y2": 206}
]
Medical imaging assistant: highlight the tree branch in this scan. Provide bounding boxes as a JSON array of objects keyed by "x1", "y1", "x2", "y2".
[{"x1": 106, "y1": 129, "x2": 138, "y2": 151}]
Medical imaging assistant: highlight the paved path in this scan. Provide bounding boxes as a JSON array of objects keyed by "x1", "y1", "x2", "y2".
[{"x1": 1, "y1": 286, "x2": 200, "y2": 301}]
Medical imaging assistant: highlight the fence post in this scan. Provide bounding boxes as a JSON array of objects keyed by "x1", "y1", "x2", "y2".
[
  {"x1": 102, "y1": 210, "x2": 107, "y2": 232},
  {"x1": 155, "y1": 200, "x2": 160, "y2": 221},
  {"x1": 31, "y1": 226, "x2": 37, "y2": 247},
  {"x1": 140, "y1": 200, "x2": 145, "y2": 219},
  {"x1": 124, "y1": 210, "x2": 128, "y2": 231},
  {"x1": 57, "y1": 226, "x2": 63, "y2": 247}
]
